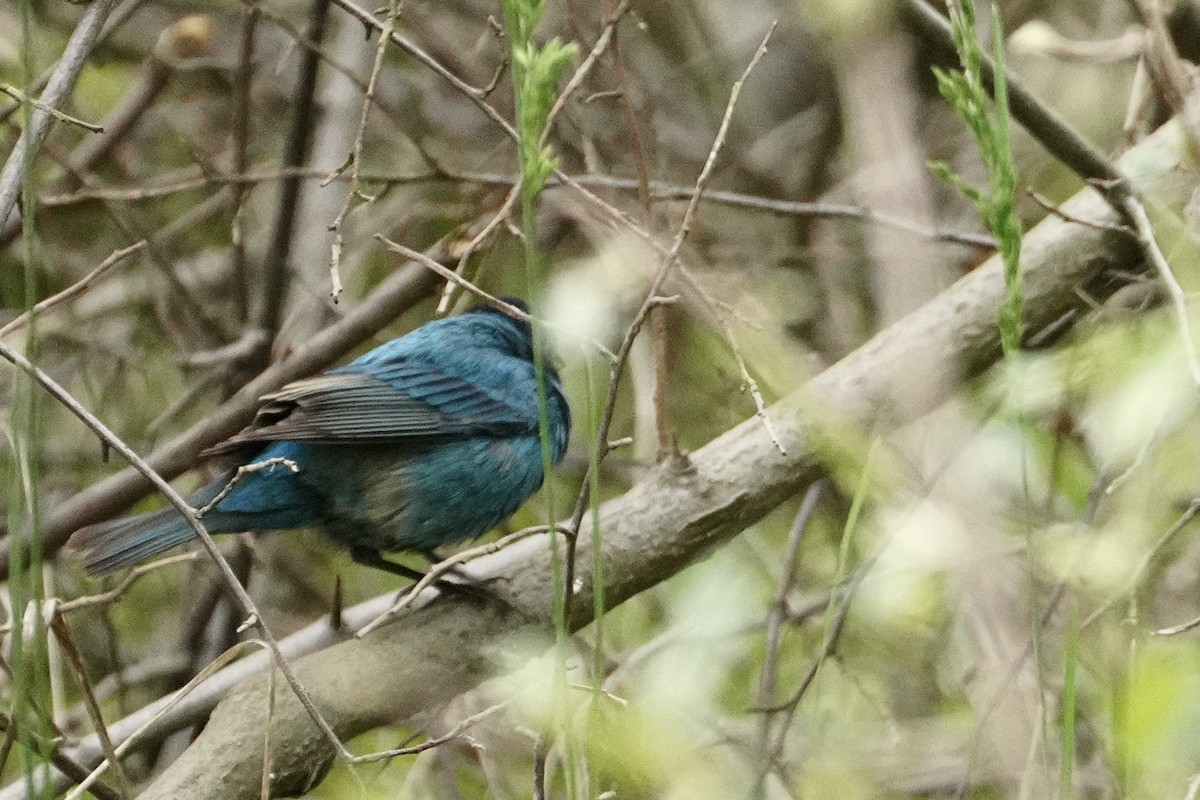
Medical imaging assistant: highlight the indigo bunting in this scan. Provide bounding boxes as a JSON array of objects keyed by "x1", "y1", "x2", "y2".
[{"x1": 70, "y1": 299, "x2": 570, "y2": 578}]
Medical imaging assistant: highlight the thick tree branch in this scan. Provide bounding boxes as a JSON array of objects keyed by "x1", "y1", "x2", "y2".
[
  {"x1": 15, "y1": 119, "x2": 1175, "y2": 799},
  {"x1": 2, "y1": 120, "x2": 1189, "y2": 799}
]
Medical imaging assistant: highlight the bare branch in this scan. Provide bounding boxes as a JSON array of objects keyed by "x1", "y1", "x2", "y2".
[
  {"x1": 11, "y1": 113, "x2": 1172, "y2": 800},
  {"x1": 0, "y1": 0, "x2": 118, "y2": 225},
  {"x1": 0, "y1": 84, "x2": 102, "y2": 133},
  {"x1": 0, "y1": 241, "x2": 146, "y2": 337},
  {"x1": 255, "y1": 0, "x2": 334, "y2": 352}
]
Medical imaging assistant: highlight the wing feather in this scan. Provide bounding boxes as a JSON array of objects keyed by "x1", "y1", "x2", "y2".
[{"x1": 206, "y1": 359, "x2": 538, "y2": 455}]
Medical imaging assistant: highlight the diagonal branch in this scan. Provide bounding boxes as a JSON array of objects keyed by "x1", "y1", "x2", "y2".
[
  {"x1": 255, "y1": 0, "x2": 333, "y2": 353},
  {"x1": 0, "y1": 0, "x2": 118, "y2": 226},
  {"x1": 6, "y1": 114, "x2": 1188, "y2": 800}
]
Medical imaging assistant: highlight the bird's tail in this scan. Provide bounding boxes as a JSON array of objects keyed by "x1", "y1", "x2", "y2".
[
  {"x1": 69, "y1": 471, "x2": 245, "y2": 576},
  {"x1": 70, "y1": 509, "x2": 201, "y2": 576}
]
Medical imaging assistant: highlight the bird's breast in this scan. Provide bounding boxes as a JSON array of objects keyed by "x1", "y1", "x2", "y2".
[{"x1": 327, "y1": 436, "x2": 548, "y2": 553}]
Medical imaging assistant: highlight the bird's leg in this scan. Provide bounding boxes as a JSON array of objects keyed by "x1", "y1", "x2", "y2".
[
  {"x1": 350, "y1": 547, "x2": 493, "y2": 605},
  {"x1": 350, "y1": 547, "x2": 429, "y2": 582}
]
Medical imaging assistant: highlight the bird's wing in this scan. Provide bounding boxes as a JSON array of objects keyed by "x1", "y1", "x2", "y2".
[{"x1": 206, "y1": 362, "x2": 536, "y2": 454}]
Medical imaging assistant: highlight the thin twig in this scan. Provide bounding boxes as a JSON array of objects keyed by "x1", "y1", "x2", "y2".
[
  {"x1": 1156, "y1": 614, "x2": 1200, "y2": 636},
  {"x1": 0, "y1": 241, "x2": 146, "y2": 337},
  {"x1": 643, "y1": 15, "x2": 772, "y2": 462},
  {"x1": 326, "y1": 0, "x2": 399, "y2": 303},
  {"x1": 0, "y1": 0, "x2": 118, "y2": 225},
  {"x1": 602, "y1": 0, "x2": 662, "y2": 457},
  {"x1": 230, "y1": 6, "x2": 259, "y2": 326},
  {"x1": 375, "y1": 235, "x2": 618, "y2": 361},
  {"x1": 1080, "y1": 497, "x2": 1200, "y2": 629},
  {"x1": 0, "y1": 84, "x2": 102, "y2": 132},
  {"x1": 54, "y1": 554, "x2": 200, "y2": 616},
  {"x1": 561, "y1": 23, "x2": 780, "y2": 635},
  {"x1": 355, "y1": 524, "x2": 555, "y2": 637},
  {"x1": 753, "y1": 568, "x2": 864, "y2": 715},
  {"x1": 10, "y1": 599, "x2": 173, "y2": 709},
  {"x1": 194, "y1": 458, "x2": 300, "y2": 518},
  {"x1": 48, "y1": 613, "x2": 132, "y2": 797},
  {"x1": 39, "y1": 167, "x2": 995, "y2": 247},
  {"x1": 755, "y1": 482, "x2": 825, "y2": 761},
  {"x1": 347, "y1": 702, "x2": 507, "y2": 763},
  {"x1": 375, "y1": 237, "x2": 534, "y2": 322},
  {"x1": 650, "y1": 307, "x2": 672, "y2": 458},
  {"x1": 439, "y1": 186, "x2": 520, "y2": 315},
  {"x1": 668, "y1": 27, "x2": 778, "y2": 259},
  {"x1": 1027, "y1": 190, "x2": 1132, "y2": 235},
  {"x1": 1112, "y1": 191, "x2": 1200, "y2": 384},
  {"x1": 747, "y1": 557, "x2": 864, "y2": 795},
  {"x1": 1012, "y1": 23, "x2": 1143, "y2": 62},
  {"x1": 542, "y1": 0, "x2": 630, "y2": 141},
  {"x1": 656, "y1": 185, "x2": 996, "y2": 248}
]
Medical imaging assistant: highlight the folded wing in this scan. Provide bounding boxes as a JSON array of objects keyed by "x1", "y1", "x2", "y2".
[{"x1": 206, "y1": 360, "x2": 538, "y2": 455}]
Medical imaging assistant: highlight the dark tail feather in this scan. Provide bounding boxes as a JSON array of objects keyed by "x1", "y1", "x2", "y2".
[
  {"x1": 70, "y1": 508, "x2": 198, "y2": 576},
  {"x1": 69, "y1": 471, "x2": 244, "y2": 576}
]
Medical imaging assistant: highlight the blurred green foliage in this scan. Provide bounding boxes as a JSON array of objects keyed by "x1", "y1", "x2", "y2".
[{"x1": 5, "y1": 0, "x2": 1200, "y2": 798}]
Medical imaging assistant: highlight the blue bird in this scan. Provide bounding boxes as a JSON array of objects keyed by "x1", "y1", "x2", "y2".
[{"x1": 70, "y1": 299, "x2": 571, "y2": 578}]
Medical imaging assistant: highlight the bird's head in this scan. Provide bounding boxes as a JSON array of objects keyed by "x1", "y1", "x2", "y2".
[
  {"x1": 463, "y1": 298, "x2": 539, "y2": 365},
  {"x1": 464, "y1": 298, "x2": 570, "y2": 457}
]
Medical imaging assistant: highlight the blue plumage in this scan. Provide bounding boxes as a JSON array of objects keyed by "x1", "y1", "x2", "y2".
[{"x1": 70, "y1": 300, "x2": 571, "y2": 577}]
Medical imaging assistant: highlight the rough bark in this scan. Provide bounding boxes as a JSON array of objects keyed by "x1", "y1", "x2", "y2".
[
  {"x1": 137, "y1": 120, "x2": 1188, "y2": 799},
  {"x1": 4, "y1": 120, "x2": 1189, "y2": 800}
]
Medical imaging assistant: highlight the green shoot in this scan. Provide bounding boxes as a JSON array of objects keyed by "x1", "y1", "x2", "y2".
[
  {"x1": 9, "y1": 0, "x2": 54, "y2": 792},
  {"x1": 502, "y1": 0, "x2": 581, "y2": 796},
  {"x1": 502, "y1": 0, "x2": 578, "y2": 627},
  {"x1": 929, "y1": 0, "x2": 1024, "y2": 356}
]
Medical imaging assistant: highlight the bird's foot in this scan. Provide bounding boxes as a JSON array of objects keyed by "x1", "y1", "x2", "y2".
[{"x1": 351, "y1": 547, "x2": 504, "y2": 608}]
